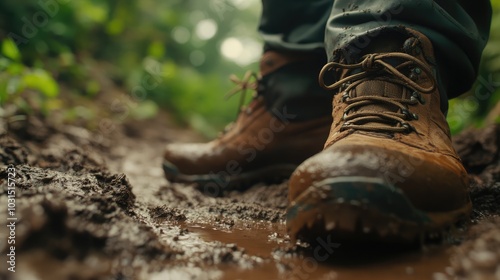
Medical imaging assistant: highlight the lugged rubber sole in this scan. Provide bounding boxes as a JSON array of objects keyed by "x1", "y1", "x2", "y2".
[
  {"x1": 163, "y1": 160, "x2": 297, "y2": 196},
  {"x1": 286, "y1": 176, "x2": 471, "y2": 244}
]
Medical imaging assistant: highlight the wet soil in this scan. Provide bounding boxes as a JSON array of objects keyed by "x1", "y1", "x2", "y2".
[{"x1": 1, "y1": 109, "x2": 499, "y2": 280}]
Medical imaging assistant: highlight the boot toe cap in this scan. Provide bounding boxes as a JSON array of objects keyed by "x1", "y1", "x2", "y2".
[{"x1": 289, "y1": 140, "x2": 469, "y2": 213}]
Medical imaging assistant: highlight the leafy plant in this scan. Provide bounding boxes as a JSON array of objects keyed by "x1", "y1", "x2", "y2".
[
  {"x1": 447, "y1": 4, "x2": 500, "y2": 134},
  {"x1": 0, "y1": 0, "x2": 497, "y2": 137},
  {"x1": 0, "y1": 38, "x2": 60, "y2": 120}
]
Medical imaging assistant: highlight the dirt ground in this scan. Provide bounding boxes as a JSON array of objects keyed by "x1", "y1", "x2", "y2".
[{"x1": 1, "y1": 95, "x2": 500, "y2": 279}]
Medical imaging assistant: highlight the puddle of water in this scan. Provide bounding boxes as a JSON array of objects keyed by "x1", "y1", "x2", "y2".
[
  {"x1": 188, "y1": 223, "x2": 454, "y2": 280},
  {"x1": 187, "y1": 223, "x2": 285, "y2": 258}
]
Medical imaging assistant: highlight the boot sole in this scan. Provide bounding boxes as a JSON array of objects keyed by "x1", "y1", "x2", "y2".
[
  {"x1": 163, "y1": 160, "x2": 296, "y2": 196},
  {"x1": 287, "y1": 176, "x2": 471, "y2": 244}
]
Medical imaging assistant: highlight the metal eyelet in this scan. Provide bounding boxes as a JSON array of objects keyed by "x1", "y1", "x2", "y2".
[
  {"x1": 411, "y1": 91, "x2": 426, "y2": 104},
  {"x1": 409, "y1": 68, "x2": 422, "y2": 81},
  {"x1": 341, "y1": 91, "x2": 349, "y2": 102},
  {"x1": 419, "y1": 96, "x2": 426, "y2": 104},
  {"x1": 402, "y1": 109, "x2": 419, "y2": 120},
  {"x1": 340, "y1": 81, "x2": 352, "y2": 91},
  {"x1": 401, "y1": 122, "x2": 416, "y2": 132}
]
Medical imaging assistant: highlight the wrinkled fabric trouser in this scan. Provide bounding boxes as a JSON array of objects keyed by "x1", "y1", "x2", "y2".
[{"x1": 259, "y1": 0, "x2": 492, "y2": 103}]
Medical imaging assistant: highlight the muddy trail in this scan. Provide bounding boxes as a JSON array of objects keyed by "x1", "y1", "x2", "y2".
[{"x1": 1, "y1": 108, "x2": 499, "y2": 280}]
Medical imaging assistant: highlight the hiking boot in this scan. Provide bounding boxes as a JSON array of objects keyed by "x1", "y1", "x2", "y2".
[
  {"x1": 287, "y1": 29, "x2": 471, "y2": 243},
  {"x1": 163, "y1": 51, "x2": 332, "y2": 195}
]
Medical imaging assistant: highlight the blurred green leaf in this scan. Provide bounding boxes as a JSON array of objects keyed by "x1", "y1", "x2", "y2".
[
  {"x1": 1, "y1": 39, "x2": 21, "y2": 61},
  {"x1": 21, "y1": 70, "x2": 59, "y2": 98},
  {"x1": 148, "y1": 41, "x2": 165, "y2": 59},
  {"x1": 106, "y1": 18, "x2": 125, "y2": 35}
]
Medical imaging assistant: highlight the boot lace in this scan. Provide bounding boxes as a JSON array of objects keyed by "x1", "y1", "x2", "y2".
[
  {"x1": 319, "y1": 53, "x2": 435, "y2": 133},
  {"x1": 219, "y1": 71, "x2": 259, "y2": 135}
]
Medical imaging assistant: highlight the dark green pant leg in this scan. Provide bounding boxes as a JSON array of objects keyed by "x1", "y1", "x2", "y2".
[
  {"x1": 258, "y1": 0, "x2": 334, "y2": 121},
  {"x1": 259, "y1": 0, "x2": 332, "y2": 53},
  {"x1": 325, "y1": 0, "x2": 492, "y2": 100}
]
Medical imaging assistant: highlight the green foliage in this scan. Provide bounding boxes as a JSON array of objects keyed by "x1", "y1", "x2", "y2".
[
  {"x1": 2, "y1": 39, "x2": 21, "y2": 61},
  {"x1": 0, "y1": 0, "x2": 261, "y2": 137},
  {"x1": 0, "y1": 0, "x2": 497, "y2": 137},
  {"x1": 0, "y1": 38, "x2": 59, "y2": 119},
  {"x1": 447, "y1": 6, "x2": 500, "y2": 134}
]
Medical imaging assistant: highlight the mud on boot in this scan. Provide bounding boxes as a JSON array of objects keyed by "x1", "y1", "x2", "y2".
[{"x1": 287, "y1": 29, "x2": 471, "y2": 243}]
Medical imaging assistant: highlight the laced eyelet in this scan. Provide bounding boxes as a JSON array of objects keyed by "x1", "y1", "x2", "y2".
[
  {"x1": 341, "y1": 91, "x2": 350, "y2": 102},
  {"x1": 409, "y1": 68, "x2": 422, "y2": 80},
  {"x1": 411, "y1": 91, "x2": 426, "y2": 104},
  {"x1": 340, "y1": 81, "x2": 352, "y2": 91},
  {"x1": 401, "y1": 122, "x2": 415, "y2": 132},
  {"x1": 320, "y1": 51, "x2": 435, "y2": 135},
  {"x1": 342, "y1": 112, "x2": 348, "y2": 120},
  {"x1": 402, "y1": 109, "x2": 419, "y2": 120},
  {"x1": 419, "y1": 96, "x2": 426, "y2": 104}
]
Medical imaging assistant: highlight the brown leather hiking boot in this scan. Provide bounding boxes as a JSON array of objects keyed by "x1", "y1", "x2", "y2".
[
  {"x1": 163, "y1": 51, "x2": 332, "y2": 196},
  {"x1": 287, "y1": 29, "x2": 471, "y2": 243}
]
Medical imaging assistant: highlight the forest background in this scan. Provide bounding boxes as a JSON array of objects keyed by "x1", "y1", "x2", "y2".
[{"x1": 1, "y1": 0, "x2": 499, "y2": 138}]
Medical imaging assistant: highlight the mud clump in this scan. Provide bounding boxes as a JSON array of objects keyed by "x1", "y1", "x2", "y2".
[
  {"x1": 36, "y1": 149, "x2": 104, "y2": 174},
  {"x1": 454, "y1": 125, "x2": 500, "y2": 220},
  {"x1": 149, "y1": 205, "x2": 187, "y2": 223},
  {"x1": 152, "y1": 182, "x2": 287, "y2": 226},
  {"x1": 448, "y1": 125, "x2": 500, "y2": 279},
  {"x1": 449, "y1": 217, "x2": 500, "y2": 279},
  {"x1": 0, "y1": 136, "x2": 28, "y2": 165},
  {"x1": 7, "y1": 115, "x2": 54, "y2": 143},
  {"x1": 0, "y1": 137, "x2": 175, "y2": 279},
  {"x1": 454, "y1": 124, "x2": 500, "y2": 174},
  {"x1": 0, "y1": 127, "x2": 262, "y2": 279}
]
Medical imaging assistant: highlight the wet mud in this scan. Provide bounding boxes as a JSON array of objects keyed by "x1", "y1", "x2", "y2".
[{"x1": 1, "y1": 114, "x2": 499, "y2": 280}]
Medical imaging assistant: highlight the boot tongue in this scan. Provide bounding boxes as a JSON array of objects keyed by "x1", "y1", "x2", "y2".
[
  {"x1": 344, "y1": 35, "x2": 412, "y2": 130},
  {"x1": 349, "y1": 77, "x2": 405, "y2": 121}
]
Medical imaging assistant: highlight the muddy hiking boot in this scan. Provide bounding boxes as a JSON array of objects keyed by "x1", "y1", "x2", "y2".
[
  {"x1": 287, "y1": 29, "x2": 471, "y2": 244},
  {"x1": 163, "y1": 51, "x2": 332, "y2": 195}
]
